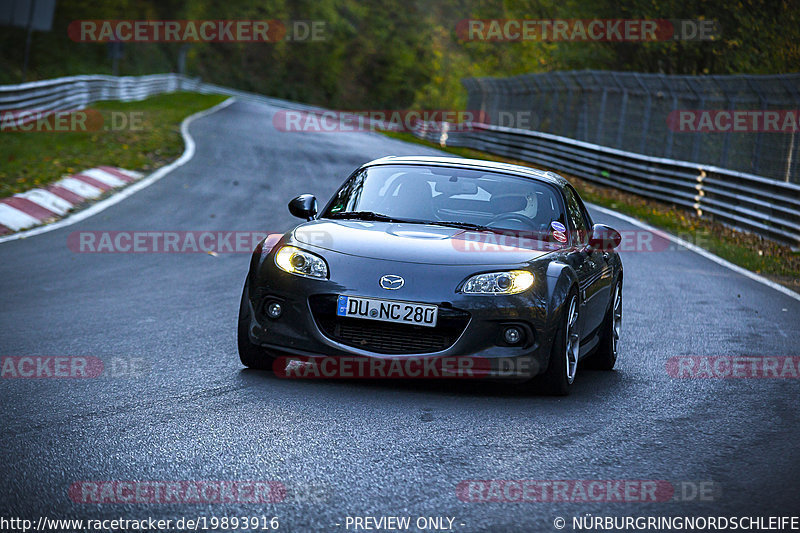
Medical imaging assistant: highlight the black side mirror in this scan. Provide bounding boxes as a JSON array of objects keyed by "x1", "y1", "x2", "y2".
[
  {"x1": 288, "y1": 194, "x2": 318, "y2": 221},
  {"x1": 588, "y1": 224, "x2": 622, "y2": 251}
]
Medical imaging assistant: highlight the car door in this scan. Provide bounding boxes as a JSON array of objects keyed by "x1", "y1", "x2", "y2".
[
  {"x1": 576, "y1": 188, "x2": 615, "y2": 332},
  {"x1": 563, "y1": 186, "x2": 607, "y2": 338}
]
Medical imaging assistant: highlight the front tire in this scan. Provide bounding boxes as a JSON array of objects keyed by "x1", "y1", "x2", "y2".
[
  {"x1": 536, "y1": 289, "x2": 580, "y2": 395},
  {"x1": 237, "y1": 280, "x2": 276, "y2": 371}
]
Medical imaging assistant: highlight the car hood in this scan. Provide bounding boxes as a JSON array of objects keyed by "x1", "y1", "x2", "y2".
[{"x1": 291, "y1": 219, "x2": 558, "y2": 265}]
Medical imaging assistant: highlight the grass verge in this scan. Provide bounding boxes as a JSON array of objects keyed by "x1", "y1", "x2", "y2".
[
  {"x1": 0, "y1": 92, "x2": 228, "y2": 198},
  {"x1": 381, "y1": 130, "x2": 800, "y2": 292}
]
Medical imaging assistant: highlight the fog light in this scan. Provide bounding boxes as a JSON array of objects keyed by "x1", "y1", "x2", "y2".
[
  {"x1": 504, "y1": 327, "x2": 522, "y2": 344},
  {"x1": 266, "y1": 301, "x2": 283, "y2": 319}
]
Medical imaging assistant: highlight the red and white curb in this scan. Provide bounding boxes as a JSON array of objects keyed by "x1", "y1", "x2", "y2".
[{"x1": 0, "y1": 166, "x2": 143, "y2": 235}]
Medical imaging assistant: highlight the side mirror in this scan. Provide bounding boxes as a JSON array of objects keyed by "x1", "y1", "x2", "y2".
[
  {"x1": 588, "y1": 224, "x2": 622, "y2": 251},
  {"x1": 288, "y1": 194, "x2": 318, "y2": 221}
]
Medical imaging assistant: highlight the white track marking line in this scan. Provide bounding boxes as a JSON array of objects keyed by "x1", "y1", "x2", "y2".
[
  {"x1": 0, "y1": 204, "x2": 41, "y2": 230},
  {"x1": 15, "y1": 189, "x2": 73, "y2": 215},
  {"x1": 0, "y1": 97, "x2": 236, "y2": 245},
  {"x1": 588, "y1": 202, "x2": 800, "y2": 303}
]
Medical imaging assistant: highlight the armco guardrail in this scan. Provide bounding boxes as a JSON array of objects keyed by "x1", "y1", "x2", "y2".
[
  {"x1": 2, "y1": 74, "x2": 798, "y2": 246},
  {"x1": 413, "y1": 122, "x2": 800, "y2": 247},
  {"x1": 0, "y1": 74, "x2": 202, "y2": 112},
  {"x1": 0, "y1": 73, "x2": 326, "y2": 117}
]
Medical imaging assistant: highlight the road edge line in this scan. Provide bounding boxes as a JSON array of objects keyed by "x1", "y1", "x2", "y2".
[
  {"x1": 0, "y1": 97, "x2": 237, "y2": 245},
  {"x1": 588, "y1": 202, "x2": 800, "y2": 303}
]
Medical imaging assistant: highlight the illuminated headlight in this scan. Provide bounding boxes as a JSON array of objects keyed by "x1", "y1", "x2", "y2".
[
  {"x1": 461, "y1": 270, "x2": 534, "y2": 295},
  {"x1": 275, "y1": 246, "x2": 328, "y2": 279}
]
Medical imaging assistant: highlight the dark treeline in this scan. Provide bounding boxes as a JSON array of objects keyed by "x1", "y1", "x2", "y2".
[{"x1": 1, "y1": 0, "x2": 797, "y2": 109}]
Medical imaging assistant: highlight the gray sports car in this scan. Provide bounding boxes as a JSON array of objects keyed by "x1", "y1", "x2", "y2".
[{"x1": 238, "y1": 156, "x2": 623, "y2": 394}]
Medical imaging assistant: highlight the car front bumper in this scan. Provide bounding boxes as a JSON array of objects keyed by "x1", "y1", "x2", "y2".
[{"x1": 244, "y1": 240, "x2": 560, "y2": 380}]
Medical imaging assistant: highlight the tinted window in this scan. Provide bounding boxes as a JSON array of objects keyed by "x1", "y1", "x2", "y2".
[{"x1": 323, "y1": 165, "x2": 567, "y2": 234}]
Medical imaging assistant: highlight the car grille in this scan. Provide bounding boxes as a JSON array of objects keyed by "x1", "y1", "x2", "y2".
[{"x1": 308, "y1": 295, "x2": 470, "y2": 355}]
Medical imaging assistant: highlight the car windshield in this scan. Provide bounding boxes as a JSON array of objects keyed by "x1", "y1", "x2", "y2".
[{"x1": 321, "y1": 164, "x2": 568, "y2": 235}]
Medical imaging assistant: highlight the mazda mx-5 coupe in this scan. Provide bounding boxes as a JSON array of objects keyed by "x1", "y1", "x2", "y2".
[{"x1": 238, "y1": 156, "x2": 623, "y2": 394}]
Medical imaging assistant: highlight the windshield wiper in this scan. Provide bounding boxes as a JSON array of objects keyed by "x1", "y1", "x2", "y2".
[
  {"x1": 327, "y1": 213, "x2": 496, "y2": 231},
  {"x1": 327, "y1": 211, "x2": 414, "y2": 223},
  {"x1": 432, "y1": 220, "x2": 493, "y2": 231}
]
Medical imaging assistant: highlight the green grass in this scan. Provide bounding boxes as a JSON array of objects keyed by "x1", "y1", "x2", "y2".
[
  {"x1": 0, "y1": 92, "x2": 228, "y2": 197},
  {"x1": 381, "y1": 130, "x2": 800, "y2": 288}
]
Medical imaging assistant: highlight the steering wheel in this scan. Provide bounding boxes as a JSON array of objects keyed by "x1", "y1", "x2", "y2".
[{"x1": 486, "y1": 213, "x2": 539, "y2": 231}]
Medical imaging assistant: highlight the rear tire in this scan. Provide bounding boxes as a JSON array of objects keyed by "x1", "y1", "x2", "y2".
[
  {"x1": 237, "y1": 280, "x2": 276, "y2": 371},
  {"x1": 536, "y1": 289, "x2": 579, "y2": 396},
  {"x1": 584, "y1": 280, "x2": 622, "y2": 371}
]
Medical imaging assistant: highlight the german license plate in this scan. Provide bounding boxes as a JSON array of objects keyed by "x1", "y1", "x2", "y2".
[{"x1": 336, "y1": 295, "x2": 438, "y2": 327}]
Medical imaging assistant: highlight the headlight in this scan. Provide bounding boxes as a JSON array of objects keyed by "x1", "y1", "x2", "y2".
[
  {"x1": 275, "y1": 246, "x2": 328, "y2": 279},
  {"x1": 461, "y1": 270, "x2": 534, "y2": 295}
]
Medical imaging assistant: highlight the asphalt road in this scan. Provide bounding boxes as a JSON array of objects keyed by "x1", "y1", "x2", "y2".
[{"x1": 1, "y1": 98, "x2": 799, "y2": 532}]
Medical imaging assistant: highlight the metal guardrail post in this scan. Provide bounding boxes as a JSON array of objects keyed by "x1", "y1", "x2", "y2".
[
  {"x1": 745, "y1": 76, "x2": 768, "y2": 175},
  {"x1": 552, "y1": 72, "x2": 571, "y2": 138},
  {"x1": 778, "y1": 76, "x2": 800, "y2": 182},
  {"x1": 538, "y1": 73, "x2": 559, "y2": 135},
  {"x1": 610, "y1": 73, "x2": 628, "y2": 150},
  {"x1": 523, "y1": 74, "x2": 542, "y2": 131},
  {"x1": 716, "y1": 76, "x2": 735, "y2": 170},
  {"x1": 659, "y1": 73, "x2": 677, "y2": 159},
  {"x1": 634, "y1": 73, "x2": 652, "y2": 155},
  {"x1": 573, "y1": 72, "x2": 590, "y2": 142},
  {"x1": 686, "y1": 77, "x2": 705, "y2": 163}
]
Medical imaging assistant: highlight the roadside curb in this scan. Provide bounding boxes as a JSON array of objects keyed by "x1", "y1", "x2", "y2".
[{"x1": 0, "y1": 167, "x2": 144, "y2": 235}]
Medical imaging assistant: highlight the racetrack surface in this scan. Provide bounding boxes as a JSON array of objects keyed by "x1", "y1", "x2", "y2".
[{"x1": 1, "y1": 99, "x2": 799, "y2": 531}]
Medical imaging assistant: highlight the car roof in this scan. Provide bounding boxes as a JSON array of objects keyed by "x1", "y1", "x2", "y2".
[{"x1": 361, "y1": 155, "x2": 571, "y2": 188}]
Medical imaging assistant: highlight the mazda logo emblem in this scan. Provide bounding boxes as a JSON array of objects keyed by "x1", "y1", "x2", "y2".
[{"x1": 380, "y1": 275, "x2": 404, "y2": 290}]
